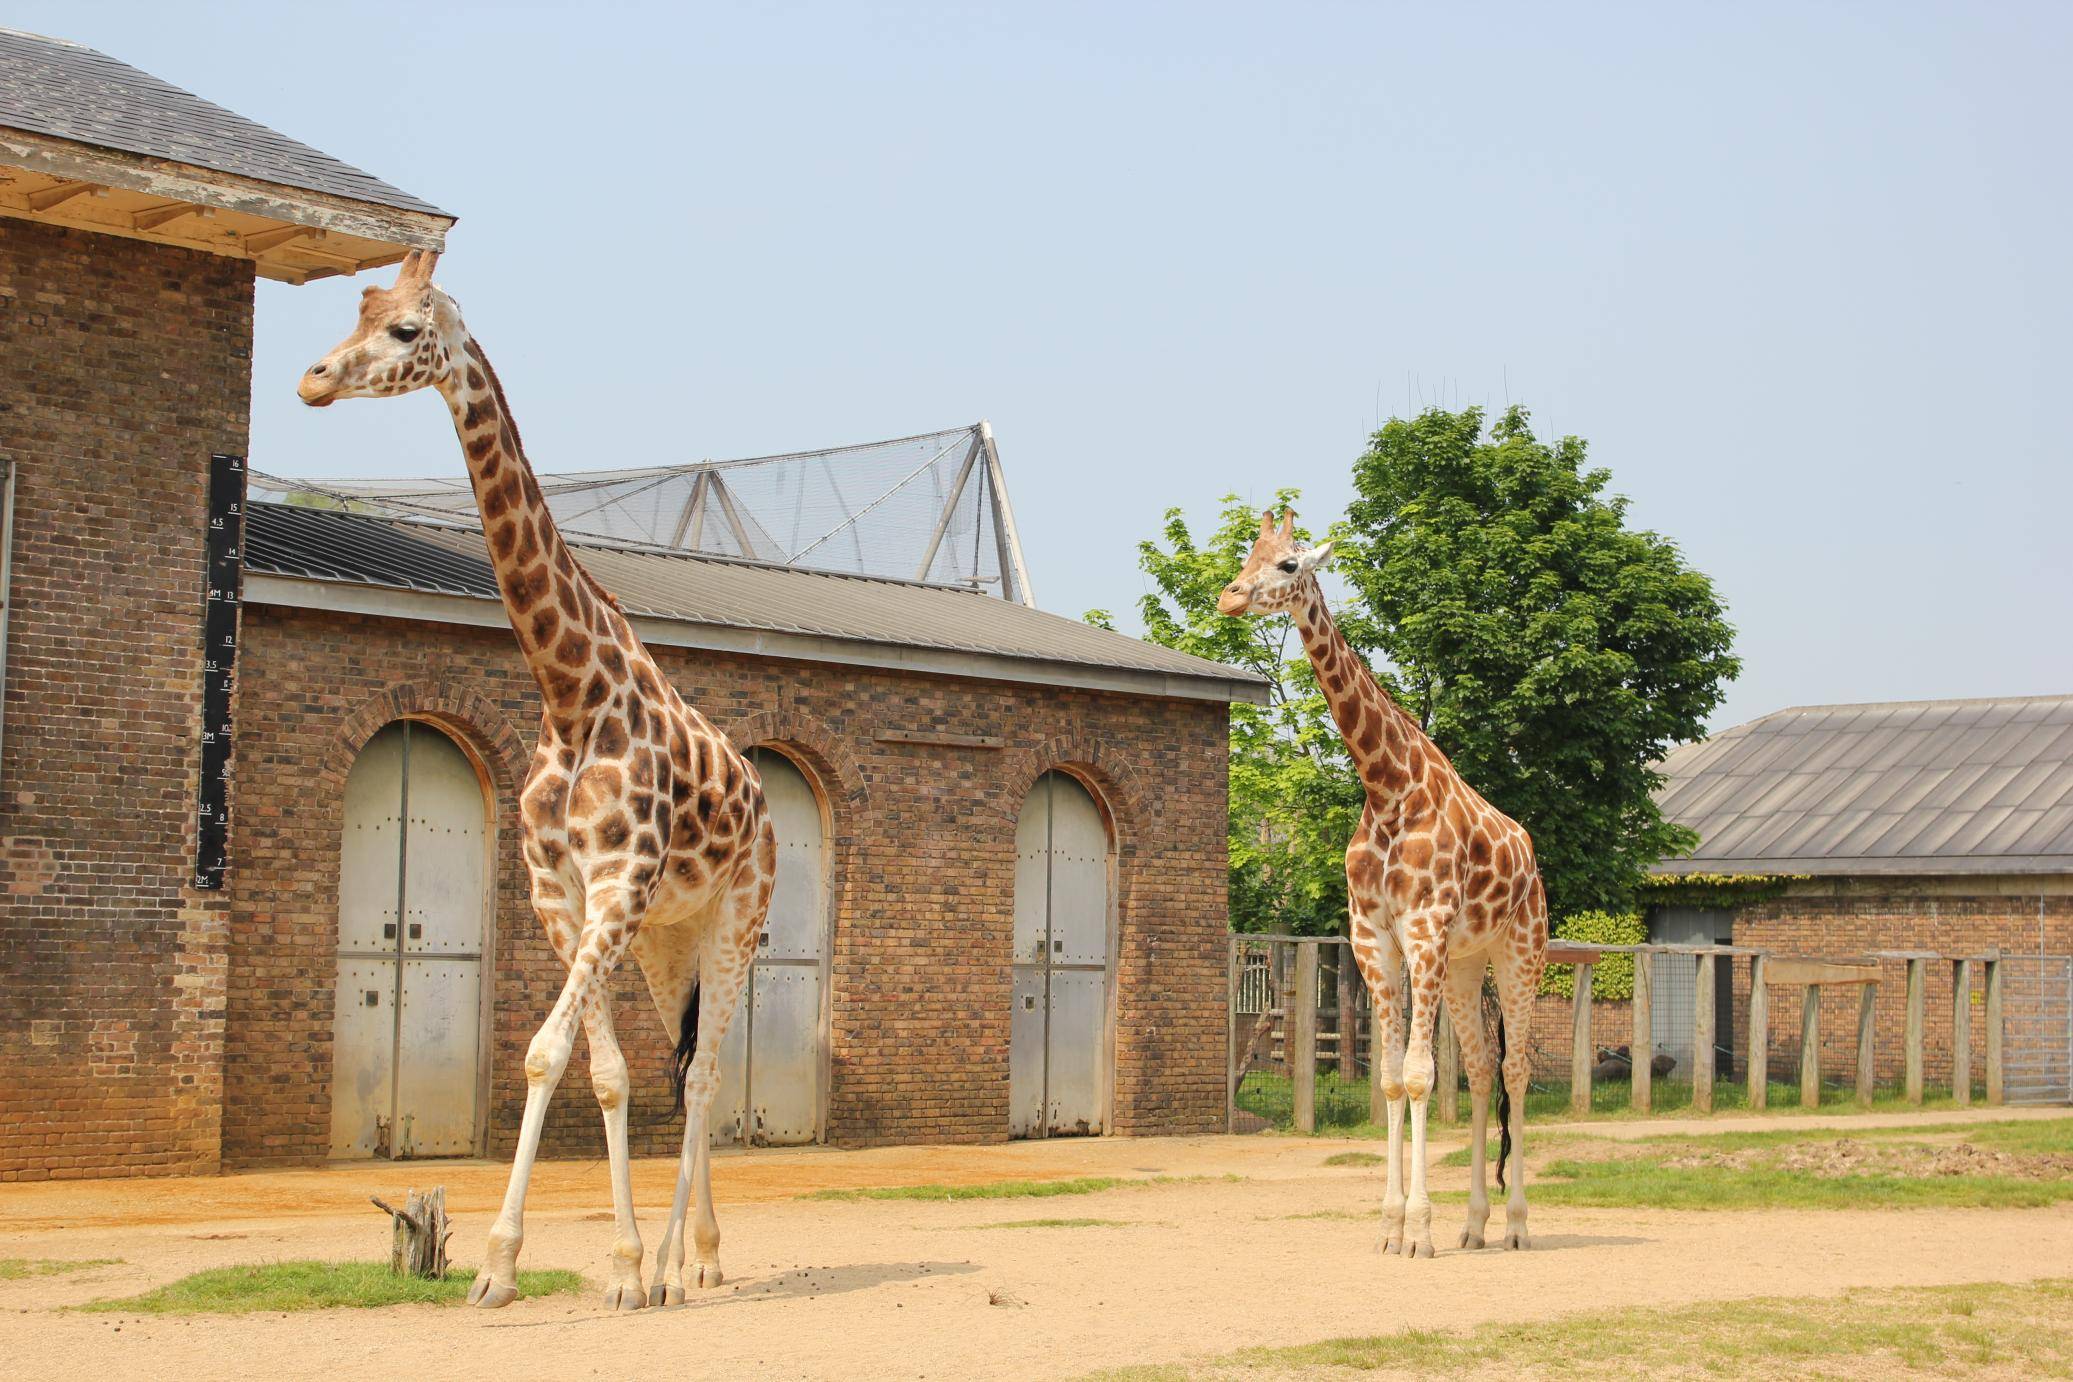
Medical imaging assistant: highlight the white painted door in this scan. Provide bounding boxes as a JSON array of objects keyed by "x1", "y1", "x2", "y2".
[
  {"x1": 1010, "y1": 773, "x2": 1112, "y2": 1138},
  {"x1": 712, "y1": 749, "x2": 829, "y2": 1147},
  {"x1": 330, "y1": 722, "x2": 487, "y2": 1159}
]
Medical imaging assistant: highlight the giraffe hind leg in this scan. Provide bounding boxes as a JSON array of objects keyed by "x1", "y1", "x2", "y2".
[{"x1": 1493, "y1": 941, "x2": 1542, "y2": 1250}]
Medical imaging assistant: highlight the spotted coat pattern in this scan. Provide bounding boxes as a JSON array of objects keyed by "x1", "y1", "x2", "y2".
[
  {"x1": 1220, "y1": 510, "x2": 1548, "y2": 1259},
  {"x1": 299, "y1": 252, "x2": 775, "y2": 1311}
]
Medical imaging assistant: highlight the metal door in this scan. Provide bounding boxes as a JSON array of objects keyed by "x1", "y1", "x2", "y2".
[
  {"x1": 2002, "y1": 956, "x2": 2073, "y2": 1105},
  {"x1": 1010, "y1": 773, "x2": 1112, "y2": 1138},
  {"x1": 712, "y1": 749, "x2": 829, "y2": 1146},
  {"x1": 1648, "y1": 907, "x2": 1734, "y2": 1080},
  {"x1": 330, "y1": 722, "x2": 487, "y2": 1159}
]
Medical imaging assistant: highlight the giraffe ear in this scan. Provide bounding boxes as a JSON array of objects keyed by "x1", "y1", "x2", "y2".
[{"x1": 1306, "y1": 539, "x2": 1336, "y2": 570}]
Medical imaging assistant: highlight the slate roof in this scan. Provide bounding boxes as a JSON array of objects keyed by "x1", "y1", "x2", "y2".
[
  {"x1": 244, "y1": 502, "x2": 1267, "y2": 699},
  {"x1": 0, "y1": 27, "x2": 446, "y2": 216},
  {"x1": 1652, "y1": 695, "x2": 2073, "y2": 876}
]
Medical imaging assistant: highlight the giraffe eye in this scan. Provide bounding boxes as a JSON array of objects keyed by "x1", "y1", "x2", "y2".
[
  {"x1": 390, "y1": 323, "x2": 421, "y2": 343},
  {"x1": 1277, "y1": 559, "x2": 1299, "y2": 574}
]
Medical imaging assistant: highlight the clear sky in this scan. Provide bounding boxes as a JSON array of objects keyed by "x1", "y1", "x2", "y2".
[{"x1": 25, "y1": 2, "x2": 2071, "y2": 732}]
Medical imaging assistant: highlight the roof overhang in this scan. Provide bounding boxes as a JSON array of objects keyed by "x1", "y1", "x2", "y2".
[
  {"x1": 0, "y1": 126, "x2": 450, "y2": 283},
  {"x1": 1652, "y1": 856, "x2": 2073, "y2": 879},
  {"x1": 245, "y1": 574, "x2": 1272, "y2": 707}
]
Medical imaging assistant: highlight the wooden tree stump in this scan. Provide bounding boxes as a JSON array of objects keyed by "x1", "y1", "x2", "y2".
[{"x1": 372, "y1": 1186, "x2": 452, "y2": 1279}]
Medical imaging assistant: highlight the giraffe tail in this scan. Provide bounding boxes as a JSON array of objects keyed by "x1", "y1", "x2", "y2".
[
  {"x1": 1495, "y1": 1009, "x2": 1512, "y2": 1193},
  {"x1": 669, "y1": 977, "x2": 702, "y2": 1118}
]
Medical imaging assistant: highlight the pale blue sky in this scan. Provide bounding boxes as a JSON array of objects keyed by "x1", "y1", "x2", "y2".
[{"x1": 27, "y1": 2, "x2": 2071, "y2": 731}]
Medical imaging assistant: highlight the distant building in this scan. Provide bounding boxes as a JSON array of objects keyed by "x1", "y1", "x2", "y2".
[{"x1": 1649, "y1": 695, "x2": 2073, "y2": 1101}]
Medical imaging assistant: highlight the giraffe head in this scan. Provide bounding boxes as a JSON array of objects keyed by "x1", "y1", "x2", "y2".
[
  {"x1": 297, "y1": 251, "x2": 462, "y2": 407},
  {"x1": 1217, "y1": 509, "x2": 1334, "y2": 617}
]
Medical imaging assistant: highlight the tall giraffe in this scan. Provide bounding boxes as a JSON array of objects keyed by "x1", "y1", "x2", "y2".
[
  {"x1": 1220, "y1": 510, "x2": 1547, "y2": 1258},
  {"x1": 298, "y1": 252, "x2": 776, "y2": 1310}
]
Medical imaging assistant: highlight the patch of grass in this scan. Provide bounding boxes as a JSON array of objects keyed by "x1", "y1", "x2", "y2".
[
  {"x1": 972, "y1": 1217, "x2": 1130, "y2": 1230},
  {"x1": 1090, "y1": 1278, "x2": 2073, "y2": 1378},
  {"x1": 804, "y1": 1174, "x2": 1236, "y2": 1203},
  {"x1": 0, "y1": 1258, "x2": 121, "y2": 1281},
  {"x1": 1533, "y1": 1158, "x2": 2069, "y2": 1211},
  {"x1": 1322, "y1": 1151, "x2": 1386, "y2": 1167},
  {"x1": 75, "y1": 1261, "x2": 586, "y2": 1315}
]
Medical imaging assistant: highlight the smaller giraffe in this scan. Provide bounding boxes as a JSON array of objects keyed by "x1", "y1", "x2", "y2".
[{"x1": 1220, "y1": 510, "x2": 1548, "y2": 1258}]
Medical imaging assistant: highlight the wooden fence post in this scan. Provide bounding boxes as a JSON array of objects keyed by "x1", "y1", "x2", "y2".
[
  {"x1": 1800, "y1": 984, "x2": 1821, "y2": 1110},
  {"x1": 1951, "y1": 957, "x2": 1972, "y2": 1108},
  {"x1": 1435, "y1": 1005, "x2": 1459, "y2": 1126},
  {"x1": 1984, "y1": 954, "x2": 2004, "y2": 1107},
  {"x1": 1293, "y1": 942, "x2": 1318, "y2": 1133},
  {"x1": 1693, "y1": 952, "x2": 1716, "y2": 1114},
  {"x1": 1570, "y1": 961, "x2": 1595, "y2": 1116},
  {"x1": 1747, "y1": 954, "x2": 1769, "y2": 1111},
  {"x1": 1904, "y1": 957, "x2": 1926, "y2": 1104},
  {"x1": 1632, "y1": 948, "x2": 1654, "y2": 1114},
  {"x1": 1856, "y1": 983, "x2": 1877, "y2": 1106}
]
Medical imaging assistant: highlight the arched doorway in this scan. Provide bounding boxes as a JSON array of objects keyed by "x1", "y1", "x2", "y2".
[
  {"x1": 330, "y1": 720, "x2": 490, "y2": 1159},
  {"x1": 1011, "y1": 771, "x2": 1114, "y2": 1138},
  {"x1": 712, "y1": 746, "x2": 832, "y2": 1146}
]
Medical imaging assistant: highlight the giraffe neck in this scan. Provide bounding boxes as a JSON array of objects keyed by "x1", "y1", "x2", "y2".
[
  {"x1": 435, "y1": 335, "x2": 616, "y2": 717},
  {"x1": 1290, "y1": 579, "x2": 1427, "y2": 808}
]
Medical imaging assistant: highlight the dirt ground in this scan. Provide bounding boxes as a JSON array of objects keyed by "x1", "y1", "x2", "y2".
[{"x1": 4, "y1": 1107, "x2": 2069, "y2": 1380}]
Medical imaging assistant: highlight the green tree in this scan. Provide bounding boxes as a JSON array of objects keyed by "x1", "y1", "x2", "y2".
[
  {"x1": 1090, "y1": 492, "x2": 1364, "y2": 934},
  {"x1": 1340, "y1": 405, "x2": 1739, "y2": 917}
]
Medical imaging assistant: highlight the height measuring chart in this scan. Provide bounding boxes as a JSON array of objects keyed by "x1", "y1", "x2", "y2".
[{"x1": 194, "y1": 451, "x2": 246, "y2": 890}]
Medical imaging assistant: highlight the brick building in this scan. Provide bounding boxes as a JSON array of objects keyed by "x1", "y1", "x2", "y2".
[
  {"x1": 0, "y1": 31, "x2": 1264, "y2": 1180},
  {"x1": 1645, "y1": 695, "x2": 2073, "y2": 1100}
]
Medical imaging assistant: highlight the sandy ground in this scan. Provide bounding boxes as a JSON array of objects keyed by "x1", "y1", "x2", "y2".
[{"x1": 3, "y1": 1107, "x2": 2068, "y2": 1381}]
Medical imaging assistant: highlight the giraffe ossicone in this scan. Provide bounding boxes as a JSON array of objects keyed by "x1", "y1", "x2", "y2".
[
  {"x1": 300, "y1": 251, "x2": 778, "y2": 1310},
  {"x1": 1221, "y1": 507, "x2": 1549, "y2": 1258}
]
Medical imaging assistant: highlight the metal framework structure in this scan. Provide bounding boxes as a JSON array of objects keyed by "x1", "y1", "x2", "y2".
[{"x1": 254, "y1": 420, "x2": 1036, "y2": 604}]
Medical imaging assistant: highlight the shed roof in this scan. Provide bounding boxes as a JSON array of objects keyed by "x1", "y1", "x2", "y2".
[
  {"x1": 244, "y1": 502, "x2": 1269, "y2": 705},
  {"x1": 0, "y1": 28, "x2": 442, "y2": 214},
  {"x1": 1652, "y1": 695, "x2": 2073, "y2": 877},
  {"x1": 0, "y1": 28, "x2": 449, "y2": 280}
]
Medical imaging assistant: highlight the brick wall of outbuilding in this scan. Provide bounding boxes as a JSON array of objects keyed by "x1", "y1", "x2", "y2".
[
  {"x1": 0, "y1": 222, "x2": 253, "y2": 1180},
  {"x1": 220, "y1": 601, "x2": 1232, "y2": 1168}
]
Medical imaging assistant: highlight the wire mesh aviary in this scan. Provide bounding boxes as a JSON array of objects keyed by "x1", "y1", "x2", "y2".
[{"x1": 251, "y1": 421, "x2": 1034, "y2": 602}]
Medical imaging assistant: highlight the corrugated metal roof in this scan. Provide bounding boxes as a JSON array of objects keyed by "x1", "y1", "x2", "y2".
[
  {"x1": 245, "y1": 502, "x2": 1266, "y2": 698},
  {"x1": 0, "y1": 28, "x2": 445, "y2": 215},
  {"x1": 1653, "y1": 695, "x2": 2073, "y2": 876}
]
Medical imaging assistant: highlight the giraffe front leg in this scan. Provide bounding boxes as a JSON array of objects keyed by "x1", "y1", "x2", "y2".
[
  {"x1": 1397, "y1": 928, "x2": 1450, "y2": 1260},
  {"x1": 1443, "y1": 959, "x2": 1495, "y2": 1249},
  {"x1": 586, "y1": 998, "x2": 646, "y2": 1312},
  {"x1": 1351, "y1": 913, "x2": 1408, "y2": 1257},
  {"x1": 471, "y1": 978, "x2": 586, "y2": 1308}
]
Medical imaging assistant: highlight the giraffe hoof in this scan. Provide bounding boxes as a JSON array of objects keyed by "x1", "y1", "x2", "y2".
[
  {"x1": 468, "y1": 1275, "x2": 519, "y2": 1309},
  {"x1": 1408, "y1": 1240, "x2": 1435, "y2": 1259},
  {"x1": 1505, "y1": 1231, "x2": 1531, "y2": 1251},
  {"x1": 601, "y1": 1282, "x2": 647, "y2": 1312},
  {"x1": 1458, "y1": 1231, "x2": 1485, "y2": 1250},
  {"x1": 692, "y1": 1262, "x2": 725, "y2": 1289},
  {"x1": 650, "y1": 1281, "x2": 685, "y2": 1307},
  {"x1": 1380, "y1": 1235, "x2": 1403, "y2": 1256}
]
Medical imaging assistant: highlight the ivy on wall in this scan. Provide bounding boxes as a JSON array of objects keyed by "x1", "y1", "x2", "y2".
[
  {"x1": 1638, "y1": 872, "x2": 1809, "y2": 911},
  {"x1": 1539, "y1": 910, "x2": 1647, "y2": 999}
]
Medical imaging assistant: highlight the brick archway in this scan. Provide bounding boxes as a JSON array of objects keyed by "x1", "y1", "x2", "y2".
[
  {"x1": 722, "y1": 707, "x2": 870, "y2": 835},
  {"x1": 321, "y1": 681, "x2": 529, "y2": 805},
  {"x1": 995, "y1": 731, "x2": 1151, "y2": 853}
]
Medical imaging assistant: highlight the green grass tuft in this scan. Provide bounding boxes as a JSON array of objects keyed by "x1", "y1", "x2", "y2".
[
  {"x1": 1322, "y1": 1152, "x2": 1386, "y2": 1167},
  {"x1": 1089, "y1": 1278, "x2": 2073, "y2": 1378},
  {"x1": 805, "y1": 1174, "x2": 1234, "y2": 1203},
  {"x1": 0, "y1": 1258, "x2": 121, "y2": 1281},
  {"x1": 74, "y1": 1261, "x2": 586, "y2": 1315}
]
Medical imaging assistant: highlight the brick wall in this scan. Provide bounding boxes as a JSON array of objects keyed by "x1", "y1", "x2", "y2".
[
  {"x1": 0, "y1": 222, "x2": 253, "y2": 1180},
  {"x1": 220, "y1": 602, "x2": 1232, "y2": 1169}
]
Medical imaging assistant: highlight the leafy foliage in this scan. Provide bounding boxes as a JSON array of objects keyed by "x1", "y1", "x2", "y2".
[
  {"x1": 1118, "y1": 492, "x2": 1365, "y2": 934},
  {"x1": 1539, "y1": 909, "x2": 1648, "y2": 999},
  {"x1": 1341, "y1": 406, "x2": 1740, "y2": 917}
]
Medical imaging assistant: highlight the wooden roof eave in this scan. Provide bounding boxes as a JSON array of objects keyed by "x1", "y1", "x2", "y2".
[{"x1": 0, "y1": 125, "x2": 450, "y2": 283}]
